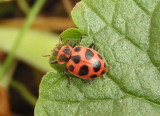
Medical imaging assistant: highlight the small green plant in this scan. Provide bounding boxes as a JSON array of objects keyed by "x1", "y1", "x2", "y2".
[{"x1": 34, "y1": 0, "x2": 160, "y2": 115}]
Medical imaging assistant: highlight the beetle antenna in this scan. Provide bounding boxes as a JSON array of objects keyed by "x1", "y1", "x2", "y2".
[
  {"x1": 59, "y1": 35, "x2": 63, "y2": 44},
  {"x1": 43, "y1": 54, "x2": 51, "y2": 57}
]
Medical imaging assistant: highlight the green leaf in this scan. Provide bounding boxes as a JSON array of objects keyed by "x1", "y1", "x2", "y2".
[
  {"x1": 148, "y1": 3, "x2": 160, "y2": 71},
  {"x1": 61, "y1": 28, "x2": 82, "y2": 42},
  {"x1": 35, "y1": 0, "x2": 160, "y2": 115}
]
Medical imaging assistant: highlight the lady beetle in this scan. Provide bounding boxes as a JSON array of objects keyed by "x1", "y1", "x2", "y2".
[{"x1": 49, "y1": 38, "x2": 107, "y2": 85}]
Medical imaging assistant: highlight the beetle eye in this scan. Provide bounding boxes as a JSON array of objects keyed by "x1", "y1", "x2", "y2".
[
  {"x1": 53, "y1": 46, "x2": 62, "y2": 56},
  {"x1": 57, "y1": 46, "x2": 62, "y2": 50},
  {"x1": 53, "y1": 50, "x2": 59, "y2": 56}
]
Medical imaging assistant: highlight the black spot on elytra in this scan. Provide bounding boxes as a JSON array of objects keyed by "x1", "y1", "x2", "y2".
[
  {"x1": 63, "y1": 47, "x2": 71, "y2": 55},
  {"x1": 74, "y1": 47, "x2": 81, "y2": 52},
  {"x1": 90, "y1": 74, "x2": 98, "y2": 78},
  {"x1": 57, "y1": 46, "x2": 62, "y2": 50},
  {"x1": 101, "y1": 71, "x2": 105, "y2": 75},
  {"x1": 85, "y1": 49, "x2": 94, "y2": 60},
  {"x1": 104, "y1": 63, "x2": 106, "y2": 68},
  {"x1": 78, "y1": 65, "x2": 89, "y2": 76},
  {"x1": 59, "y1": 54, "x2": 69, "y2": 62},
  {"x1": 98, "y1": 54, "x2": 103, "y2": 60},
  {"x1": 68, "y1": 65, "x2": 74, "y2": 72},
  {"x1": 71, "y1": 55, "x2": 81, "y2": 64},
  {"x1": 93, "y1": 60, "x2": 101, "y2": 72}
]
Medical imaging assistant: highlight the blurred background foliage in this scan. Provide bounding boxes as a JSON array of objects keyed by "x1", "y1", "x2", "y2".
[{"x1": 0, "y1": 0, "x2": 80, "y2": 115}]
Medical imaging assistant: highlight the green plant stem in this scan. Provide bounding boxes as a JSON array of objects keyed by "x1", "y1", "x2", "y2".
[
  {"x1": 17, "y1": 0, "x2": 30, "y2": 15},
  {"x1": 1, "y1": 60, "x2": 18, "y2": 88},
  {"x1": 10, "y1": 80, "x2": 37, "y2": 107},
  {"x1": 0, "y1": 0, "x2": 46, "y2": 87}
]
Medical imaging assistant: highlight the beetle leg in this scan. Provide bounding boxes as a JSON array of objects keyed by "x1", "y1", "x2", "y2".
[
  {"x1": 72, "y1": 43, "x2": 77, "y2": 48},
  {"x1": 86, "y1": 79, "x2": 91, "y2": 84},
  {"x1": 63, "y1": 40, "x2": 69, "y2": 44},
  {"x1": 72, "y1": 36, "x2": 83, "y2": 48},
  {"x1": 50, "y1": 60, "x2": 58, "y2": 64},
  {"x1": 59, "y1": 35, "x2": 63, "y2": 44},
  {"x1": 69, "y1": 40, "x2": 72, "y2": 47},
  {"x1": 64, "y1": 67, "x2": 71, "y2": 87},
  {"x1": 89, "y1": 43, "x2": 95, "y2": 49},
  {"x1": 60, "y1": 35, "x2": 83, "y2": 48}
]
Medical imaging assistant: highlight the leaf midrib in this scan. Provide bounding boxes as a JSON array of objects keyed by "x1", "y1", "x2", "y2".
[
  {"x1": 39, "y1": 73, "x2": 160, "y2": 106},
  {"x1": 40, "y1": 93, "x2": 160, "y2": 108}
]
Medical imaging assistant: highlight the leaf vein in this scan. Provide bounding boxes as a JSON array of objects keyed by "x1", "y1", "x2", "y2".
[
  {"x1": 40, "y1": 100, "x2": 50, "y2": 116},
  {"x1": 83, "y1": 1, "x2": 145, "y2": 52},
  {"x1": 41, "y1": 93, "x2": 160, "y2": 107},
  {"x1": 107, "y1": 73, "x2": 160, "y2": 106},
  {"x1": 83, "y1": 0, "x2": 160, "y2": 106},
  {"x1": 74, "y1": 103, "x2": 81, "y2": 116},
  {"x1": 41, "y1": 77, "x2": 64, "y2": 93},
  {"x1": 148, "y1": 0, "x2": 160, "y2": 73},
  {"x1": 41, "y1": 96, "x2": 120, "y2": 103},
  {"x1": 132, "y1": 0, "x2": 151, "y2": 15}
]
